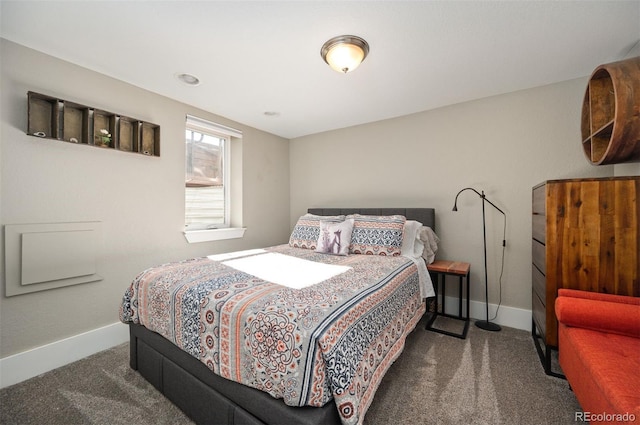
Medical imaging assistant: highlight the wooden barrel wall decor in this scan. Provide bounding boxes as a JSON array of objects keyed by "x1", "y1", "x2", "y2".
[{"x1": 580, "y1": 56, "x2": 640, "y2": 165}]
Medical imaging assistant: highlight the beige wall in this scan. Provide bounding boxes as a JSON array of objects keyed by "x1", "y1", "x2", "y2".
[
  {"x1": 0, "y1": 39, "x2": 290, "y2": 357},
  {"x1": 3, "y1": 37, "x2": 639, "y2": 358},
  {"x1": 290, "y1": 78, "x2": 638, "y2": 314}
]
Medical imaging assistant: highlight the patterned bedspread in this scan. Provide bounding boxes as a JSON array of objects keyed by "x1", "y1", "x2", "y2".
[{"x1": 119, "y1": 245, "x2": 426, "y2": 425}]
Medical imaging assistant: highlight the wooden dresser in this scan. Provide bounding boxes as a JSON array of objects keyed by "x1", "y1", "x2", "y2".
[{"x1": 531, "y1": 176, "x2": 640, "y2": 376}]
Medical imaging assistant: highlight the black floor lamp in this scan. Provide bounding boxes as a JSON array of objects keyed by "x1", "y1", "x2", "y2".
[{"x1": 452, "y1": 187, "x2": 507, "y2": 332}]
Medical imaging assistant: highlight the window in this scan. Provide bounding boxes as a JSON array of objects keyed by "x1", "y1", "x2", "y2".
[{"x1": 184, "y1": 115, "x2": 241, "y2": 232}]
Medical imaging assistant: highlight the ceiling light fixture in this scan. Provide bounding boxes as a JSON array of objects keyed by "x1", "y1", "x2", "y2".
[
  {"x1": 320, "y1": 35, "x2": 369, "y2": 74},
  {"x1": 176, "y1": 73, "x2": 200, "y2": 86}
]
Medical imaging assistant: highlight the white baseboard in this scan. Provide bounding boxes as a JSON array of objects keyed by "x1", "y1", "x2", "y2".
[
  {"x1": 441, "y1": 295, "x2": 532, "y2": 332},
  {"x1": 0, "y1": 322, "x2": 129, "y2": 389}
]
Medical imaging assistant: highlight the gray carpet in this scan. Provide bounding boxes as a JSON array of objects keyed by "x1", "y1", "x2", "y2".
[{"x1": 0, "y1": 317, "x2": 582, "y2": 425}]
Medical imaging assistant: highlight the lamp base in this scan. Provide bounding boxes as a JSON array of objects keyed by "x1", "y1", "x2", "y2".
[{"x1": 475, "y1": 320, "x2": 501, "y2": 332}]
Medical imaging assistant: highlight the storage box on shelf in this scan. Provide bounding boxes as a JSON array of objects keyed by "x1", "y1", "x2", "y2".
[
  {"x1": 27, "y1": 91, "x2": 160, "y2": 157},
  {"x1": 62, "y1": 101, "x2": 89, "y2": 144}
]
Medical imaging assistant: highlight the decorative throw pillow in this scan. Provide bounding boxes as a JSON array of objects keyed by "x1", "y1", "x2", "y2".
[
  {"x1": 348, "y1": 214, "x2": 406, "y2": 256},
  {"x1": 316, "y1": 219, "x2": 354, "y2": 256},
  {"x1": 289, "y1": 214, "x2": 345, "y2": 249}
]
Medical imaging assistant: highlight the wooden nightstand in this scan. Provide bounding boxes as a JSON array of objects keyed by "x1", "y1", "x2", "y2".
[{"x1": 425, "y1": 260, "x2": 471, "y2": 339}]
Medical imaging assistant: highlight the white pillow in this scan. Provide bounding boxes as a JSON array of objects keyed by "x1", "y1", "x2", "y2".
[
  {"x1": 316, "y1": 219, "x2": 354, "y2": 256},
  {"x1": 401, "y1": 220, "x2": 425, "y2": 258}
]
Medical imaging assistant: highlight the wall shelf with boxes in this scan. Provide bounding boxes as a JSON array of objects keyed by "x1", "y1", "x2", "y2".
[{"x1": 27, "y1": 91, "x2": 160, "y2": 157}]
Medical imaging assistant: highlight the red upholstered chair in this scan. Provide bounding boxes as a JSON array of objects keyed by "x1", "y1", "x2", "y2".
[{"x1": 555, "y1": 289, "x2": 640, "y2": 424}]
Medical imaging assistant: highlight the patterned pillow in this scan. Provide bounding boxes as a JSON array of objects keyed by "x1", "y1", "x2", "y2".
[
  {"x1": 289, "y1": 214, "x2": 345, "y2": 249},
  {"x1": 316, "y1": 219, "x2": 354, "y2": 256},
  {"x1": 348, "y1": 214, "x2": 406, "y2": 256}
]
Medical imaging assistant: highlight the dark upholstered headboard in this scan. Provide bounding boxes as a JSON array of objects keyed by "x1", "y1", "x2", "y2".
[{"x1": 307, "y1": 208, "x2": 435, "y2": 231}]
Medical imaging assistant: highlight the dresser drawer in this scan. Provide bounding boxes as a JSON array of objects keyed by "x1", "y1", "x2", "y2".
[
  {"x1": 532, "y1": 291, "x2": 546, "y2": 339},
  {"x1": 532, "y1": 184, "x2": 546, "y2": 215},
  {"x1": 532, "y1": 215, "x2": 546, "y2": 243},
  {"x1": 532, "y1": 264, "x2": 546, "y2": 300},
  {"x1": 532, "y1": 239, "x2": 546, "y2": 272}
]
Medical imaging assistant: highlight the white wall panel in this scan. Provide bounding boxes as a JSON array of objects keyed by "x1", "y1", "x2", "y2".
[{"x1": 5, "y1": 222, "x2": 102, "y2": 296}]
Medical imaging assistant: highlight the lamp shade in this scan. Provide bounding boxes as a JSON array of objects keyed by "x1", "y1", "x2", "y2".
[{"x1": 321, "y1": 35, "x2": 369, "y2": 73}]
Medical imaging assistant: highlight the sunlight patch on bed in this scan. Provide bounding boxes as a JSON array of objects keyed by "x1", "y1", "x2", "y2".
[
  {"x1": 207, "y1": 248, "x2": 267, "y2": 261},
  {"x1": 221, "y1": 252, "x2": 351, "y2": 289}
]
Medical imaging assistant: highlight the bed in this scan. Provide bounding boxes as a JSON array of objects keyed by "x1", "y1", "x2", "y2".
[{"x1": 120, "y1": 208, "x2": 436, "y2": 425}]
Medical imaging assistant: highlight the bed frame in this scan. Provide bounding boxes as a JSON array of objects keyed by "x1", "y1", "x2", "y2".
[{"x1": 129, "y1": 208, "x2": 435, "y2": 425}]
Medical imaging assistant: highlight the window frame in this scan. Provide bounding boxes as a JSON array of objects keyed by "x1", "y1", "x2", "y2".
[{"x1": 184, "y1": 115, "x2": 243, "y2": 241}]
